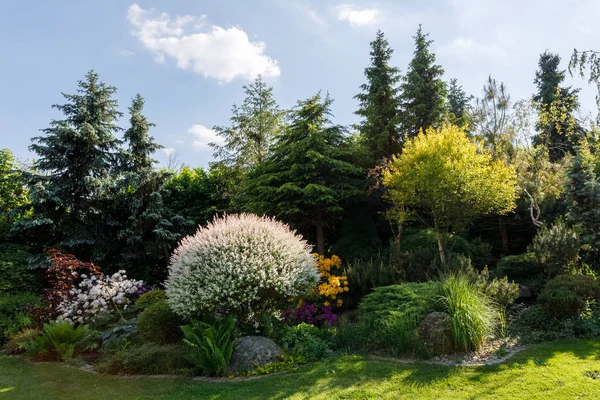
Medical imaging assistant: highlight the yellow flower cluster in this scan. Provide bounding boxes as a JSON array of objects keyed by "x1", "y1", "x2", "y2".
[{"x1": 314, "y1": 254, "x2": 349, "y2": 307}]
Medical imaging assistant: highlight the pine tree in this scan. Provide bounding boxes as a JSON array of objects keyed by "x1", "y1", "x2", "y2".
[
  {"x1": 533, "y1": 51, "x2": 584, "y2": 162},
  {"x1": 122, "y1": 94, "x2": 162, "y2": 172},
  {"x1": 354, "y1": 30, "x2": 402, "y2": 163},
  {"x1": 243, "y1": 93, "x2": 363, "y2": 254},
  {"x1": 447, "y1": 78, "x2": 472, "y2": 128},
  {"x1": 14, "y1": 71, "x2": 122, "y2": 260},
  {"x1": 211, "y1": 75, "x2": 284, "y2": 168},
  {"x1": 400, "y1": 25, "x2": 447, "y2": 138}
]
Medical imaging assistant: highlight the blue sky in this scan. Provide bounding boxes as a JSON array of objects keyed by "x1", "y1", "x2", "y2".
[{"x1": 1, "y1": 0, "x2": 599, "y2": 168}]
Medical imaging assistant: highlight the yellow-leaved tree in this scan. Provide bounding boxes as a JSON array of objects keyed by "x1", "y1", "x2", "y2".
[{"x1": 382, "y1": 124, "x2": 518, "y2": 265}]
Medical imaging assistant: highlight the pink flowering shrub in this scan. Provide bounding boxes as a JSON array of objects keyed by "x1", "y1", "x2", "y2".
[{"x1": 166, "y1": 214, "x2": 319, "y2": 322}]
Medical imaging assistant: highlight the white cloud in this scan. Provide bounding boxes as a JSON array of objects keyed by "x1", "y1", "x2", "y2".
[
  {"x1": 189, "y1": 124, "x2": 224, "y2": 151},
  {"x1": 117, "y1": 48, "x2": 136, "y2": 56},
  {"x1": 127, "y1": 3, "x2": 280, "y2": 82},
  {"x1": 438, "y1": 37, "x2": 505, "y2": 59},
  {"x1": 163, "y1": 147, "x2": 175, "y2": 157},
  {"x1": 336, "y1": 4, "x2": 379, "y2": 27},
  {"x1": 175, "y1": 139, "x2": 184, "y2": 145}
]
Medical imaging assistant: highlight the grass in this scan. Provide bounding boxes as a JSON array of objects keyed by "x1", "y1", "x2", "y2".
[{"x1": 1, "y1": 338, "x2": 600, "y2": 399}]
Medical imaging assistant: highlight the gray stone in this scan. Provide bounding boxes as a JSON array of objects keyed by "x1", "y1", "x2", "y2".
[
  {"x1": 228, "y1": 336, "x2": 282, "y2": 374},
  {"x1": 418, "y1": 312, "x2": 454, "y2": 355}
]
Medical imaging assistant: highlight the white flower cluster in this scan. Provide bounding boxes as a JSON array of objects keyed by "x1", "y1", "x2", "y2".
[
  {"x1": 166, "y1": 214, "x2": 319, "y2": 320},
  {"x1": 56, "y1": 270, "x2": 145, "y2": 324}
]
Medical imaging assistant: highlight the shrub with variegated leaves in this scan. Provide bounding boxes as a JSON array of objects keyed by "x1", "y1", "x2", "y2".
[{"x1": 166, "y1": 214, "x2": 319, "y2": 322}]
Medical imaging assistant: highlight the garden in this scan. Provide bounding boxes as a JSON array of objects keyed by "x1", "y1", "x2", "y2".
[{"x1": 3, "y1": 27, "x2": 600, "y2": 399}]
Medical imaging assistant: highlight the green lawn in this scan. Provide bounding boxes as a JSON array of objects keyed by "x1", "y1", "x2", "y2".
[{"x1": 2, "y1": 339, "x2": 600, "y2": 399}]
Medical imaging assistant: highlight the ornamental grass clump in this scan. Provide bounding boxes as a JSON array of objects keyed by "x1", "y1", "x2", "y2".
[{"x1": 166, "y1": 214, "x2": 319, "y2": 322}]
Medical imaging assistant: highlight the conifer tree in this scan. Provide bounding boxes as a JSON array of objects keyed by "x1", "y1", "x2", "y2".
[
  {"x1": 400, "y1": 25, "x2": 448, "y2": 138},
  {"x1": 533, "y1": 51, "x2": 584, "y2": 162},
  {"x1": 354, "y1": 30, "x2": 402, "y2": 163},
  {"x1": 447, "y1": 78, "x2": 472, "y2": 128},
  {"x1": 211, "y1": 75, "x2": 284, "y2": 168},
  {"x1": 243, "y1": 93, "x2": 363, "y2": 254}
]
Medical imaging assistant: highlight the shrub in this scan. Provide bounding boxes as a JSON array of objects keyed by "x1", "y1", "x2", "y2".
[
  {"x1": 135, "y1": 289, "x2": 166, "y2": 309},
  {"x1": 137, "y1": 299, "x2": 184, "y2": 344},
  {"x1": 344, "y1": 251, "x2": 403, "y2": 302},
  {"x1": 538, "y1": 274, "x2": 600, "y2": 319},
  {"x1": 98, "y1": 343, "x2": 190, "y2": 375},
  {"x1": 529, "y1": 218, "x2": 581, "y2": 276},
  {"x1": 278, "y1": 323, "x2": 332, "y2": 361},
  {"x1": 166, "y1": 214, "x2": 319, "y2": 322},
  {"x1": 0, "y1": 292, "x2": 39, "y2": 344},
  {"x1": 496, "y1": 253, "x2": 542, "y2": 280},
  {"x1": 0, "y1": 243, "x2": 38, "y2": 294},
  {"x1": 2, "y1": 328, "x2": 40, "y2": 355},
  {"x1": 435, "y1": 274, "x2": 496, "y2": 351},
  {"x1": 358, "y1": 282, "x2": 439, "y2": 355},
  {"x1": 25, "y1": 320, "x2": 98, "y2": 361},
  {"x1": 282, "y1": 302, "x2": 337, "y2": 327},
  {"x1": 181, "y1": 316, "x2": 237, "y2": 377}
]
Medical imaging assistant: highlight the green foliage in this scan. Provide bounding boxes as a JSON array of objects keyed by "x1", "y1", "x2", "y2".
[
  {"x1": 211, "y1": 76, "x2": 285, "y2": 168},
  {"x1": 400, "y1": 25, "x2": 448, "y2": 138},
  {"x1": 447, "y1": 78, "x2": 472, "y2": 128},
  {"x1": 135, "y1": 289, "x2": 167, "y2": 309},
  {"x1": 181, "y1": 316, "x2": 237, "y2": 376},
  {"x1": 358, "y1": 282, "x2": 439, "y2": 355},
  {"x1": 529, "y1": 218, "x2": 581, "y2": 276},
  {"x1": 278, "y1": 323, "x2": 332, "y2": 361},
  {"x1": 496, "y1": 253, "x2": 543, "y2": 280},
  {"x1": 25, "y1": 320, "x2": 98, "y2": 361},
  {"x1": 435, "y1": 274, "x2": 496, "y2": 351},
  {"x1": 538, "y1": 274, "x2": 600, "y2": 319},
  {"x1": 137, "y1": 299, "x2": 184, "y2": 344},
  {"x1": 0, "y1": 148, "x2": 28, "y2": 236},
  {"x1": 98, "y1": 343, "x2": 190, "y2": 375},
  {"x1": 0, "y1": 243, "x2": 37, "y2": 294},
  {"x1": 344, "y1": 254, "x2": 403, "y2": 302},
  {"x1": 243, "y1": 92, "x2": 363, "y2": 254},
  {"x1": 2, "y1": 328, "x2": 40, "y2": 355},
  {"x1": 0, "y1": 292, "x2": 38, "y2": 344},
  {"x1": 354, "y1": 30, "x2": 402, "y2": 162}
]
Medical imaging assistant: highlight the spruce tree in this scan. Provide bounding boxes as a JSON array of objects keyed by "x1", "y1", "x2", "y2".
[
  {"x1": 533, "y1": 51, "x2": 584, "y2": 162},
  {"x1": 354, "y1": 30, "x2": 402, "y2": 163},
  {"x1": 14, "y1": 71, "x2": 122, "y2": 260},
  {"x1": 122, "y1": 94, "x2": 162, "y2": 172},
  {"x1": 447, "y1": 78, "x2": 472, "y2": 128},
  {"x1": 400, "y1": 25, "x2": 447, "y2": 138},
  {"x1": 243, "y1": 93, "x2": 363, "y2": 254},
  {"x1": 211, "y1": 75, "x2": 284, "y2": 168}
]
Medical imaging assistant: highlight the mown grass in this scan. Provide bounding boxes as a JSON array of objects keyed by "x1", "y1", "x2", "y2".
[{"x1": 1, "y1": 338, "x2": 600, "y2": 399}]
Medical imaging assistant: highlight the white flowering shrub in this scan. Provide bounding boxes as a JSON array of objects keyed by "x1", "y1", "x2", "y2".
[
  {"x1": 56, "y1": 270, "x2": 145, "y2": 324},
  {"x1": 166, "y1": 214, "x2": 319, "y2": 321}
]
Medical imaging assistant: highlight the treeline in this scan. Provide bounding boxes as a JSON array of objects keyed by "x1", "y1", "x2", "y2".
[{"x1": 1, "y1": 26, "x2": 600, "y2": 283}]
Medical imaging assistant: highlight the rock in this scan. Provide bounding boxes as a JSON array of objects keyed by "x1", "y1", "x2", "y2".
[
  {"x1": 518, "y1": 285, "x2": 533, "y2": 299},
  {"x1": 228, "y1": 336, "x2": 282, "y2": 374},
  {"x1": 418, "y1": 312, "x2": 454, "y2": 355}
]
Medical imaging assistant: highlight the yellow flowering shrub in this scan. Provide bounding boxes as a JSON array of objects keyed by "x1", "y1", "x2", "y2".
[{"x1": 314, "y1": 254, "x2": 349, "y2": 307}]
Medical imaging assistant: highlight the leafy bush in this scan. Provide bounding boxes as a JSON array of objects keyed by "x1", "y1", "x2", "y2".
[
  {"x1": 166, "y1": 214, "x2": 319, "y2": 322},
  {"x1": 496, "y1": 253, "x2": 542, "y2": 280},
  {"x1": 282, "y1": 302, "x2": 337, "y2": 327},
  {"x1": 278, "y1": 323, "x2": 332, "y2": 361},
  {"x1": 529, "y1": 218, "x2": 581, "y2": 276},
  {"x1": 137, "y1": 299, "x2": 184, "y2": 344},
  {"x1": 100, "y1": 320, "x2": 138, "y2": 351},
  {"x1": 0, "y1": 292, "x2": 38, "y2": 344},
  {"x1": 0, "y1": 243, "x2": 38, "y2": 294},
  {"x1": 181, "y1": 316, "x2": 237, "y2": 376},
  {"x1": 25, "y1": 320, "x2": 98, "y2": 361},
  {"x1": 435, "y1": 274, "x2": 496, "y2": 351},
  {"x1": 2, "y1": 328, "x2": 40, "y2": 355},
  {"x1": 538, "y1": 274, "x2": 600, "y2": 319},
  {"x1": 98, "y1": 343, "x2": 190, "y2": 375},
  {"x1": 344, "y1": 251, "x2": 403, "y2": 302},
  {"x1": 135, "y1": 289, "x2": 166, "y2": 309},
  {"x1": 358, "y1": 282, "x2": 439, "y2": 355}
]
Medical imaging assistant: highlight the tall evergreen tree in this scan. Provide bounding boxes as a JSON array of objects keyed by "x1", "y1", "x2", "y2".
[
  {"x1": 243, "y1": 93, "x2": 363, "y2": 254},
  {"x1": 447, "y1": 78, "x2": 472, "y2": 128},
  {"x1": 533, "y1": 51, "x2": 583, "y2": 162},
  {"x1": 14, "y1": 71, "x2": 122, "y2": 260},
  {"x1": 400, "y1": 25, "x2": 447, "y2": 138},
  {"x1": 122, "y1": 94, "x2": 162, "y2": 172},
  {"x1": 354, "y1": 30, "x2": 402, "y2": 163},
  {"x1": 211, "y1": 75, "x2": 284, "y2": 168}
]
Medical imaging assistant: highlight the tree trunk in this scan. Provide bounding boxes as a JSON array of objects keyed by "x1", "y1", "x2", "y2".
[
  {"x1": 435, "y1": 229, "x2": 446, "y2": 267},
  {"x1": 499, "y1": 215, "x2": 509, "y2": 254},
  {"x1": 315, "y1": 220, "x2": 325, "y2": 255}
]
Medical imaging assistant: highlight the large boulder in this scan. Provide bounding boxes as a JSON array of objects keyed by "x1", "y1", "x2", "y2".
[
  {"x1": 228, "y1": 336, "x2": 282, "y2": 374},
  {"x1": 418, "y1": 312, "x2": 454, "y2": 355}
]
